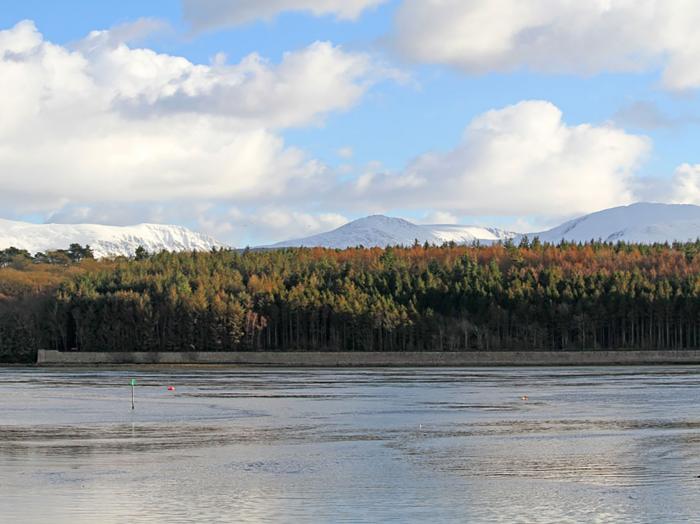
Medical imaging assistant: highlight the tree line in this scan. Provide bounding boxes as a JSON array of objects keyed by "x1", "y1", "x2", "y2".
[
  {"x1": 0, "y1": 244, "x2": 94, "y2": 268},
  {"x1": 3, "y1": 239, "x2": 700, "y2": 362}
]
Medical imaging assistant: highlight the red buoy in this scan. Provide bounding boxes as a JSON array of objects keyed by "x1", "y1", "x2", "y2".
[{"x1": 167, "y1": 386, "x2": 176, "y2": 391}]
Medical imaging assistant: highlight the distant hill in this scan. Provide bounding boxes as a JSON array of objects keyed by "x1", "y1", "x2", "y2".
[
  {"x1": 0, "y1": 219, "x2": 225, "y2": 258},
  {"x1": 531, "y1": 203, "x2": 700, "y2": 244},
  {"x1": 270, "y1": 203, "x2": 700, "y2": 249},
  {"x1": 268, "y1": 215, "x2": 516, "y2": 248}
]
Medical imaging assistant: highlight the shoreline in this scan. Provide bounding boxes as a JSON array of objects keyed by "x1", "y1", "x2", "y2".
[{"x1": 34, "y1": 349, "x2": 700, "y2": 367}]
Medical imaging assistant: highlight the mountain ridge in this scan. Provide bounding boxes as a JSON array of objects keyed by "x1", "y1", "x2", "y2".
[
  {"x1": 530, "y1": 203, "x2": 700, "y2": 244},
  {"x1": 5, "y1": 202, "x2": 700, "y2": 258},
  {"x1": 269, "y1": 203, "x2": 700, "y2": 248},
  {"x1": 0, "y1": 219, "x2": 225, "y2": 258}
]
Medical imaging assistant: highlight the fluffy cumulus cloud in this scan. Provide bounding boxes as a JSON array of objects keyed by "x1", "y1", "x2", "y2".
[
  {"x1": 349, "y1": 101, "x2": 649, "y2": 217},
  {"x1": 670, "y1": 164, "x2": 700, "y2": 204},
  {"x1": 183, "y1": 0, "x2": 386, "y2": 31},
  {"x1": 0, "y1": 20, "x2": 379, "y2": 231},
  {"x1": 393, "y1": 0, "x2": 700, "y2": 90}
]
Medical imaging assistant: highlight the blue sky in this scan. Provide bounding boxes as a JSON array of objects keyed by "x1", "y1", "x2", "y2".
[{"x1": 1, "y1": 1, "x2": 699, "y2": 245}]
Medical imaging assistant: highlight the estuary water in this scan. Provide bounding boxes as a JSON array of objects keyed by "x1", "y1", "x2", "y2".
[{"x1": 1, "y1": 367, "x2": 700, "y2": 523}]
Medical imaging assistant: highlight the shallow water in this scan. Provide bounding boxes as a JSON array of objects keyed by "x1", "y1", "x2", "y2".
[{"x1": 2, "y1": 367, "x2": 700, "y2": 523}]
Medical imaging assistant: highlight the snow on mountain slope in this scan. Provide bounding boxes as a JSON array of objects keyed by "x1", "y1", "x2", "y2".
[
  {"x1": 0, "y1": 219, "x2": 225, "y2": 258},
  {"x1": 532, "y1": 203, "x2": 700, "y2": 244},
  {"x1": 425, "y1": 224, "x2": 514, "y2": 244},
  {"x1": 269, "y1": 215, "x2": 515, "y2": 248}
]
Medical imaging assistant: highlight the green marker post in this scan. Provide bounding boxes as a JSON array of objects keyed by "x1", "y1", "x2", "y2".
[{"x1": 130, "y1": 378, "x2": 136, "y2": 410}]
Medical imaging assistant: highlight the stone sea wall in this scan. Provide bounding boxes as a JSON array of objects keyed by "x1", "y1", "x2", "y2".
[{"x1": 36, "y1": 349, "x2": 700, "y2": 367}]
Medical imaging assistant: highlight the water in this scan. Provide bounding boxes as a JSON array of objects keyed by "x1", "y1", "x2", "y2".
[{"x1": 2, "y1": 367, "x2": 700, "y2": 523}]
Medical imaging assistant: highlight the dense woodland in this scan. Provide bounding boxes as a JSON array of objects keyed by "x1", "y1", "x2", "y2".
[{"x1": 2, "y1": 239, "x2": 700, "y2": 362}]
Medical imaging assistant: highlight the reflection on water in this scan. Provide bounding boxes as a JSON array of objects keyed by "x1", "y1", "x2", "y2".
[{"x1": 2, "y1": 367, "x2": 700, "y2": 522}]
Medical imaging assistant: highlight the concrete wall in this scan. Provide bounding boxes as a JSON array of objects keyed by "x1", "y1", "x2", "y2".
[{"x1": 36, "y1": 349, "x2": 700, "y2": 367}]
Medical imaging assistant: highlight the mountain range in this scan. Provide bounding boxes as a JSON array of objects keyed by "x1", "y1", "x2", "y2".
[
  {"x1": 2, "y1": 203, "x2": 700, "y2": 257},
  {"x1": 269, "y1": 203, "x2": 700, "y2": 248}
]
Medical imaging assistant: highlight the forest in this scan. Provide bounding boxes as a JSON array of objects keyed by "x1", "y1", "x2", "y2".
[{"x1": 2, "y1": 239, "x2": 700, "y2": 362}]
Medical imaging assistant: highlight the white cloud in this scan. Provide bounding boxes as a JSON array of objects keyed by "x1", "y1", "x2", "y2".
[
  {"x1": 257, "y1": 209, "x2": 348, "y2": 239},
  {"x1": 183, "y1": 0, "x2": 386, "y2": 31},
  {"x1": 337, "y1": 146, "x2": 354, "y2": 159},
  {"x1": 670, "y1": 164, "x2": 700, "y2": 204},
  {"x1": 393, "y1": 0, "x2": 700, "y2": 90},
  {"x1": 77, "y1": 31, "x2": 375, "y2": 127},
  {"x1": 47, "y1": 203, "x2": 170, "y2": 226},
  {"x1": 417, "y1": 211, "x2": 459, "y2": 225},
  {"x1": 0, "y1": 21, "x2": 380, "y2": 219},
  {"x1": 197, "y1": 207, "x2": 348, "y2": 245},
  {"x1": 349, "y1": 100, "x2": 649, "y2": 217},
  {"x1": 79, "y1": 18, "x2": 170, "y2": 48}
]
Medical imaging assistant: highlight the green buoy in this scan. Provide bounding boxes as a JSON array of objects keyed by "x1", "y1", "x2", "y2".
[{"x1": 130, "y1": 378, "x2": 136, "y2": 410}]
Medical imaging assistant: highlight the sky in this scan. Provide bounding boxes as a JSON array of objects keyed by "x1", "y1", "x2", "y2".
[{"x1": 1, "y1": 0, "x2": 700, "y2": 246}]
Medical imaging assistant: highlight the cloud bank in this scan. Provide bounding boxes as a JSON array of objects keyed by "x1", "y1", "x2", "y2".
[
  {"x1": 393, "y1": 0, "x2": 700, "y2": 90},
  {"x1": 0, "y1": 20, "x2": 380, "y2": 240}
]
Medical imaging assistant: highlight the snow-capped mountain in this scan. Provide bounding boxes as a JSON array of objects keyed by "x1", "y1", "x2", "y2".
[
  {"x1": 269, "y1": 215, "x2": 515, "y2": 248},
  {"x1": 0, "y1": 219, "x2": 225, "y2": 258},
  {"x1": 269, "y1": 204, "x2": 700, "y2": 249},
  {"x1": 531, "y1": 203, "x2": 700, "y2": 244},
  {"x1": 12, "y1": 203, "x2": 694, "y2": 258}
]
